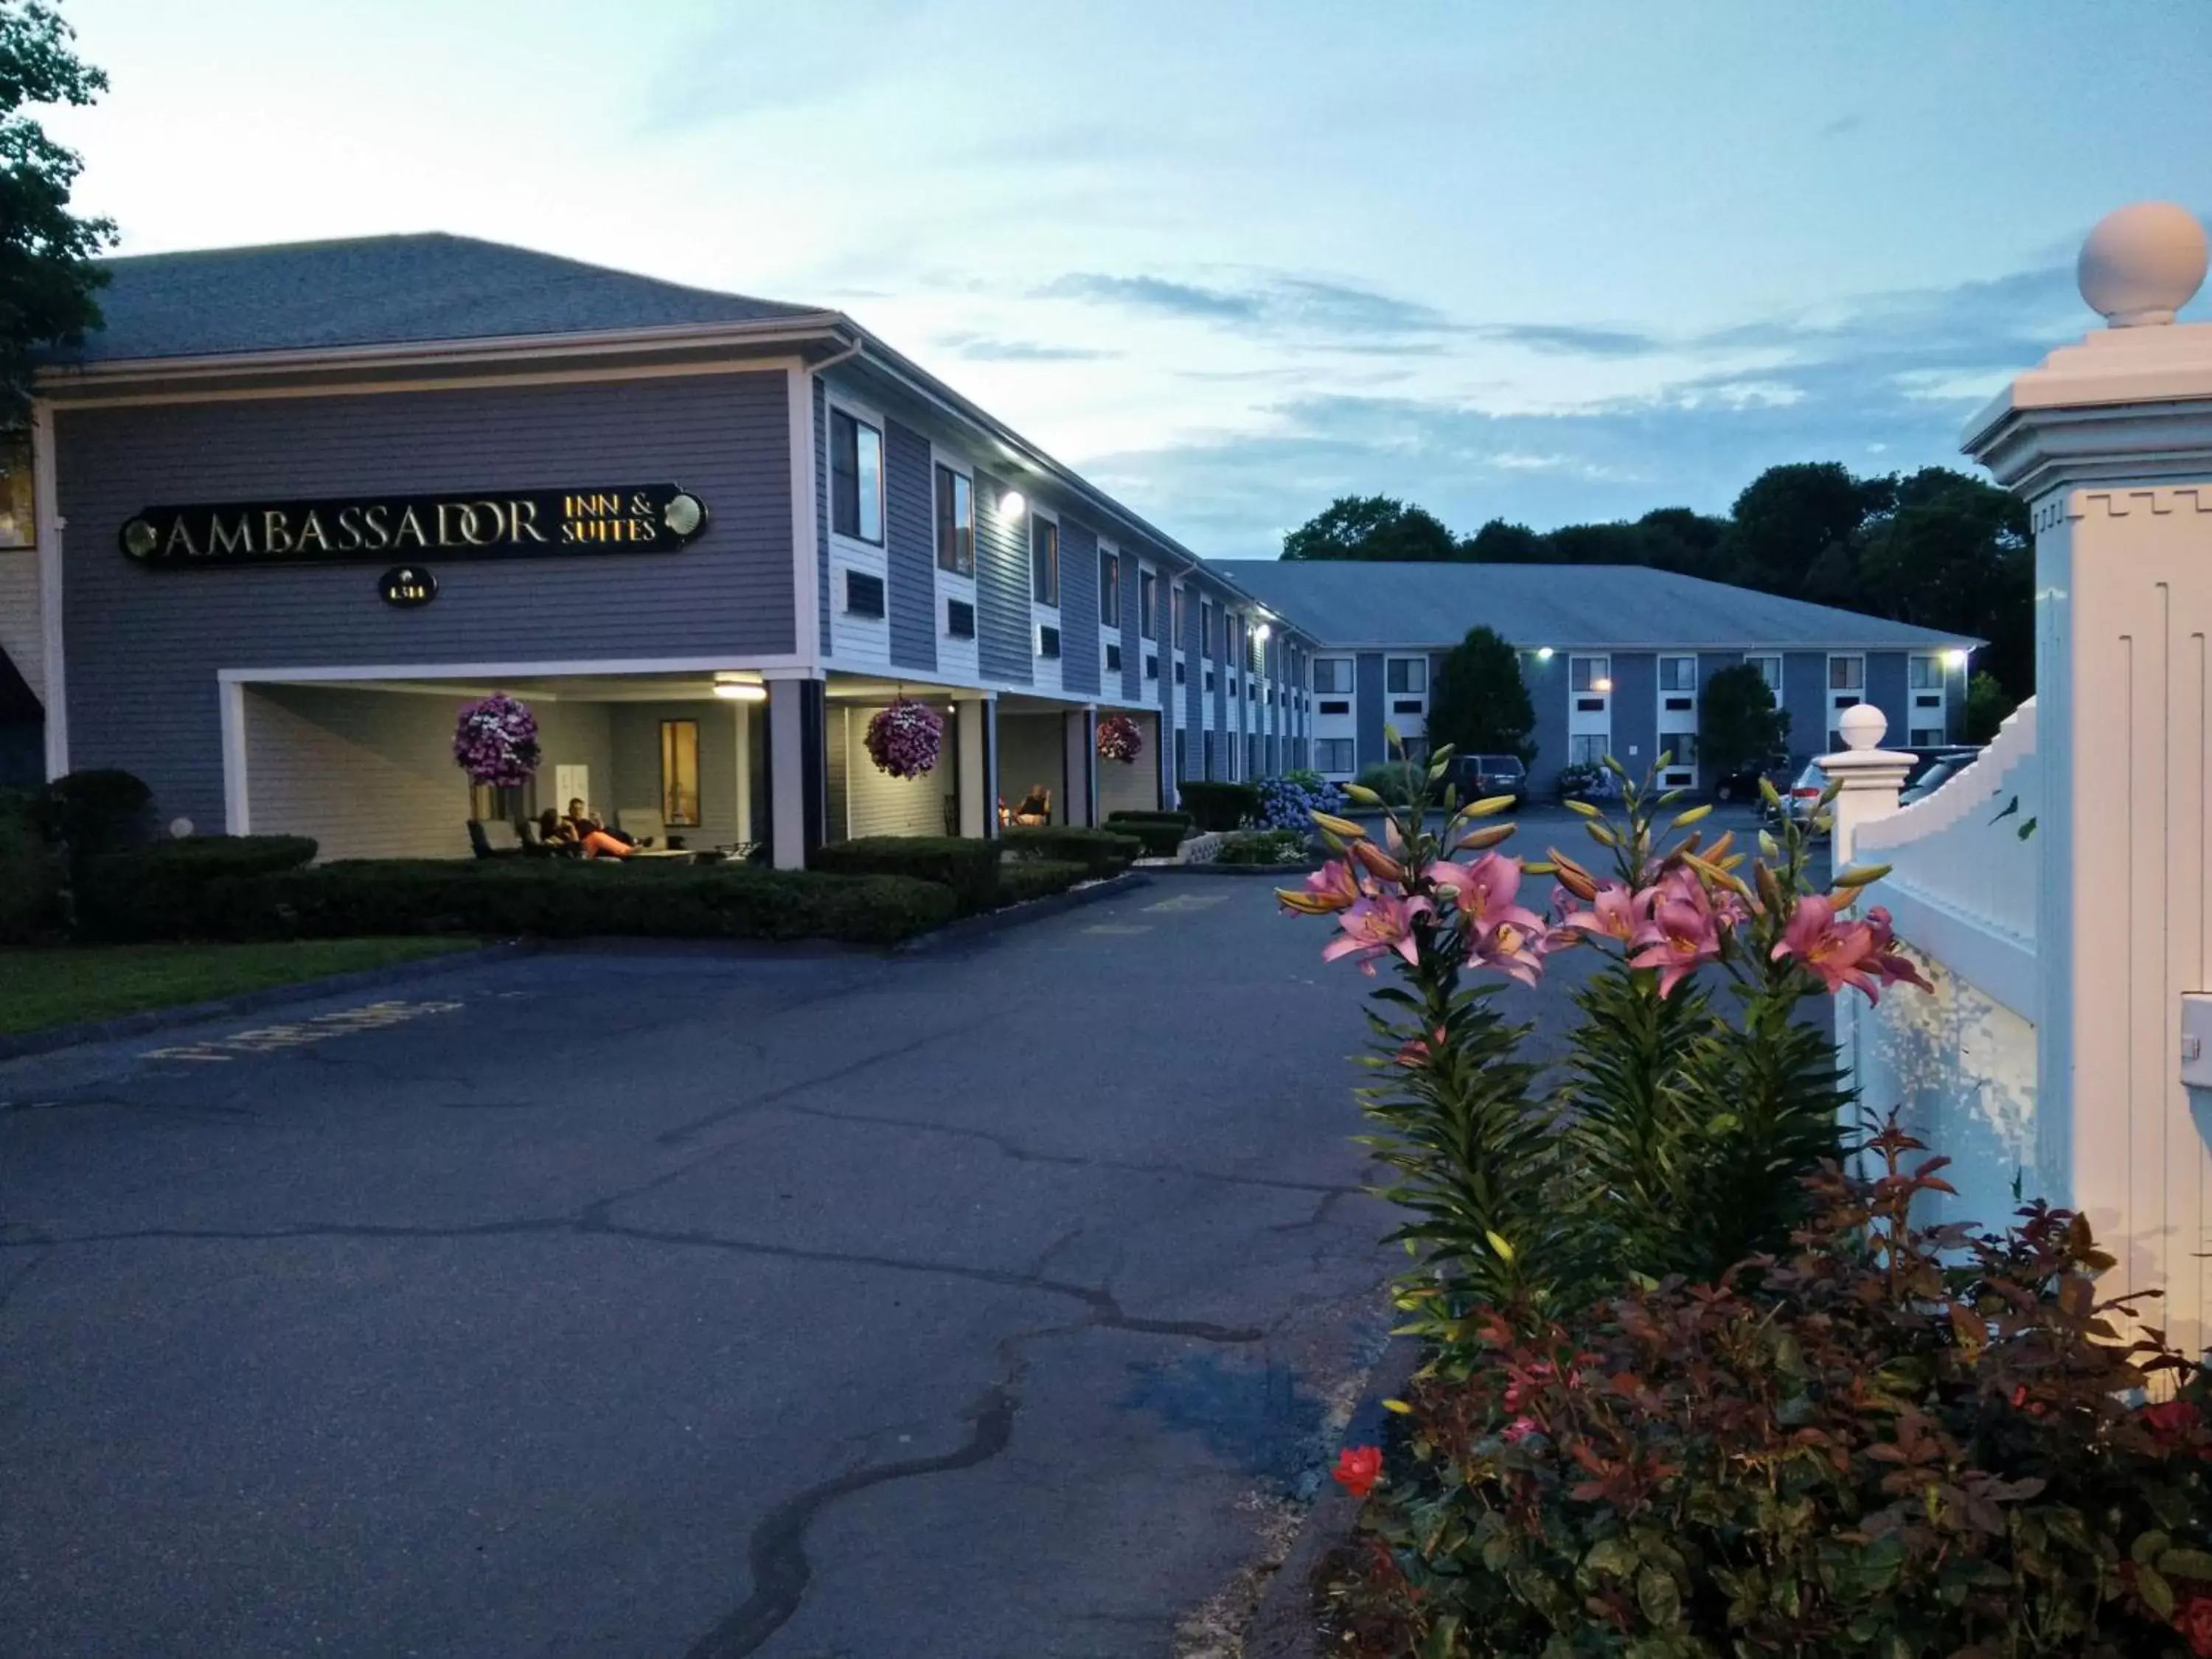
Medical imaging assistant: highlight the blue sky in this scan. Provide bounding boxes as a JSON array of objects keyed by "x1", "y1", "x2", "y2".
[{"x1": 44, "y1": 0, "x2": 2212, "y2": 557}]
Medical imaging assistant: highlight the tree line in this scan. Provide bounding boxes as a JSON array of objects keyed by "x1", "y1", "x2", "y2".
[{"x1": 1283, "y1": 462, "x2": 2033, "y2": 726}]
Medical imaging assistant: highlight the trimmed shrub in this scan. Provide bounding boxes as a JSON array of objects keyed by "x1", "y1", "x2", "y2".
[
  {"x1": 1176, "y1": 779, "x2": 1262, "y2": 831},
  {"x1": 1103, "y1": 817, "x2": 1187, "y2": 857},
  {"x1": 810, "y1": 835, "x2": 1000, "y2": 915},
  {"x1": 206, "y1": 859, "x2": 956, "y2": 947},
  {"x1": 1107, "y1": 809, "x2": 1194, "y2": 827},
  {"x1": 1351, "y1": 759, "x2": 1422, "y2": 806},
  {"x1": 77, "y1": 835, "x2": 319, "y2": 940},
  {"x1": 0, "y1": 790, "x2": 63, "y2": 943},
  {"x1": 1213, "y1": 828, "x2": 1310, "y2": 866},
  {"x1": 995, "y1": 858, "x2": 1088, "y2": 906},
  {"x1": 36, "y1": 768, "x2": 153, "y2": 862},
  {"x1": 1000, "y1": 824, "x2": 1140, "y2": 876}
]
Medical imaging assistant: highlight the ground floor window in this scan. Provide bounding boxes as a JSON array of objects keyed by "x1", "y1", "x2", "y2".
[
  {"x1": 1203, "y1": 730, "x2": 1216, "y2": 779},
  {"x1": 660, "y1": 719, "x2": 701, "y2": 827},
  {"x1": 1910, "y1": 726, "x2": 1944, "y2": 748},
  {"x1": 469, "y1": 780, "x2": 535, "y2": 823},
  {"x1": 1175, "y1": 727, "x2": 1187, "y2": 779},
  {"x1": 1315, "y1": 738, "x2": 1354, "y2": 773},
  {"x1": 1569, "y1": 734, "x2": 1609, "y2": 767}
]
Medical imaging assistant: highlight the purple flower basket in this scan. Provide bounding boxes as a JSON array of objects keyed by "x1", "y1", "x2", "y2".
[{"x1": 453, "y1": 693, "x2": 542, "y2": 788}]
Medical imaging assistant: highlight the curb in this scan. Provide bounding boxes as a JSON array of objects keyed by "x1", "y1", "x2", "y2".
[
  {"x1": 0, "y1": 942, "x2": 537, "y2": 1063},
  {"x1": 893, "y1": 869, "x2": 1150, "y2": 953},
  {"x1": 1142, "y1": 861, "x2": 1320, "y2": 879},
  {"x1": 1245, "y1": 1335, "x2": 1425, "y2": 1659}
]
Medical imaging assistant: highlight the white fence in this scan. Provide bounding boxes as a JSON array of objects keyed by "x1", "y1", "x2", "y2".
[{"x1": 1843, "y1": 704, "x2": 2042, "y2": 1239}]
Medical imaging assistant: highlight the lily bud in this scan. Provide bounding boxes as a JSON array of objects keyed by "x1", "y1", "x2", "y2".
[
  {"x1": 1464, "y1": 793, "x2": 1519, "y2": 819},
  {"x1": 1457, "y1": 822, "x2": 1516, "y2": 851},
  {"x1": 1548, "y1": 850, "x2": 1599, "y2": 902},
  {"x1": 1310, "y1": 811, "x2": 1368, "y2": 841},
  {"x1": 1754, "y1": 860, "x2": 1784, "y2": 917},
  {"x1": 1584, "y1": 821, "x2": 1618, "y2": 849},
  {"x1": 1563, "y1": 799, "x2": 1601, "y2": 820},
  {"x1": 1831, "y1": 862, "x2": 1892, "y2": 891},
  {"x1": 1349, "y1": 839, "x2": 1404, "y2": 883},
  {"x1": 1339, "y1": 783, "x2": 1382, "y2": 807}
]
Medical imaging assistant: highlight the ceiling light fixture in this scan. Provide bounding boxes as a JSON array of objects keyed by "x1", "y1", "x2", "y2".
[
  {"x1": 712, "y1": 675, "x2": 767, "y2": 703},
  {"x1": 998, "y1": 489, "x2": 1027, "y2": 518}
]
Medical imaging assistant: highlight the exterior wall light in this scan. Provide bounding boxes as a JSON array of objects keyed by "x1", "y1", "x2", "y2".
[
  {"x1": 999, "y1": 488, "x2": 1027, "y2": 518},
  {"x1": 1944, "y1": 647, "x2": 1969, "y2": 668},
  {"x1": 1536, "y1": 647, "x2": 1554, "y2": 661},
  {"x1": 1593, "y1": 677, "x2": 1614, "y2": 693},
  {"x1": 713, "y1": 676, "x2": 768, "y2": 702},
  {"x1": 1253, "y1": 622, "x2": 1271, "y2": 642}
]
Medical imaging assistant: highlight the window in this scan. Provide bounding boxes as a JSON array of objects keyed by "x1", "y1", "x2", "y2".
[
  {"x1": 0, "y1": 429, "x2": 31, "y2": 549},
  {"x1": 1037, "y1": 624, "x2": 1061, "y2": 659},
  {"x1": 1205, "y1": 669, "x2": 1216, "y2": 692},
  {"x1": 1910, "y1": 727, "x2": 1944, "y2": 748},
  {"x1": 946, "y1": 598, "x2": 975, "y2": 639},
  {"x1": 1172, "y1": 585, "x2": 1186, "y2": 644},
  {"x1": 1140, "y1": 571, "x2": 1158, "y2": 640},
  {"x1": 1908, "y1": 653, "x2": 1941, "y2": 690},
  {"x1": 1662, "y1": 732, "x2": 1697, "y2": 766},
  {"x1": 660, "y1": 720, "x2": 701, "y2": 827},
  {"x1": 1030, "y1": 515, "x2": 1059, "y2": 605},
  {"x1": 1571, "y1": 655, "x2": 1611, "y2": 694},
  {"x1": 1745, "y1": 653, "x2": 1782, "y2": 694},
  {"x1": 1175, "y1": 660, "x2": 1186, "y2": 684},
  {"x1": 1203, "y1": 731, "x2": 1216, "y2": 779},
  {"x1": 933, "y1": 465, "x2": 973, "y2": 576},
  {"x1": 1316, "y1": 738, "x2": 1356, "y2": 773},
  {"x1": 1569, "y1": 734, "x2": 1609, "y2": 767},
  {"x1": 1829, "y1": 654, "x2": 1865, "y2": 692},
  {"x1": 1312, "y1": 658, "x2": 1352, "y2": 695},
  {"x1": 1385, "y1": 658, "x2": 1427, "y2": 695},
  {"x1": 1105, "y1": 641, "x2": 1122, "y2": 672},
  {"x1": 1659, "y1": 655, "x2": 1698, "y2": 693},
  {"x1": 1392, "y1": 699, "x2": 1424, "y2": 715},
  {"x1": 830, "y1": 409, "x2": 883, "y2": 543},
  {"x1": 1099, "y1": 551, "x2": 1120, "y2": 626},
  {"x1": 469, "y1": 779, "x2": 536, "y2": 824},
  {"x1": 1319, "y1": 699, "x2": 1350, "y2": 716},
  {"x1": 844, "y1": 569, "x2": 885, "y2": 618},
  {"x1": 1144, "y1": 653, "x2": 1158, "y2": 681},
  {"x1": 1200, "y1": 600, "x2": 1214, "y2": 659}
]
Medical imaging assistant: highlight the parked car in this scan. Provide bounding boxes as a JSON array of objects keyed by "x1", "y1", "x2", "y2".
[
  {"x1": 1710, "y1": 753, "x2": 1791, "y2": 804},
  {"x1": 1773, "y1": 761, "x2": 1830, "y2": 831},
  {"x1": 1902, "y1": 747, "x2": 1982, "y2": 805},
  {"x1": 1770, "y1": 745, "x2": 1984, "y2": 832},
  {"x1": 1450, "y1": 753, "x2": 1529, "y2": 810}
]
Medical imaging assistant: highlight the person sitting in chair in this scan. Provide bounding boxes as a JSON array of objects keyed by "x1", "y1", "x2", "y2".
[
  {"x1": 566, "y1": 797, "x2": 644, "y2": 848},
  {"x1": 1010, "y1": 785, "x2": 1051, "y2": 827},
  {"x1": 540, "y1": 807, "x2": 631, "y2": 860}
]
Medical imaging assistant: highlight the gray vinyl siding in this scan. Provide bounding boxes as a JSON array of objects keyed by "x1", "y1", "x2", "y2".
[
  {"x1": 824, "y1": 704, "x2": 850, "y2": 844},
  {"x1": 1782, "y1": 651, "x2": 1827, "y2": 762},
  {"x1": 813, "y1": 377, "x2": 831, "y2": 658},
  {"x1": 973, "y1": 468, "x2": 1031, "y2": 686},
  {"x1": 1355, "y1": 651, "x2": 1385, "y2": 769},
  {"x1": 607, "y1": 703, "x2": 742, "y2": 848},
  {"x1": 1057, "y1": 518, "x2": 1100, "y2": 698},
  {"x1": 1525, "y1": 652, "x2": 1567, "y2": 786},
  {"x1": 1097, "y1": 716, "x2": 1159, "y2": 815},
  {"x1": 1610, "y1": 651, "x2": 1657, "y2": 775},
  {"x1": 1119, "y1": 555, "x2": 1141, "y2": 702},
  {"x1": 1865, "y1": 650, "x2": 1908, "y2": 747},
  {"x1": 997, "y1": 712, "x2": 1067, "y2": 824},
  {"x1": 883, "y1": 417, "x2": 936, "y2": 673},
  {"x1": 830, "y1": 704, "x2": 949, "y2": 839},
  {"x1": 58, "y1": 370, "x2": 794, "y2": 836},
  {"x1": 1211, "y1": 616, "x2": 1227, "y2": 770}
]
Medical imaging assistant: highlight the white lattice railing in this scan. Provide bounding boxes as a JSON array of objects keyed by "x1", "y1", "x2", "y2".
[{"x1": 1853, "y1": 698, "x2": 2040, "y2": 1020}]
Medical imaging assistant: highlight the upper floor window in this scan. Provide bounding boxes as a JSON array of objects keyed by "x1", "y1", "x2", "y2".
[
  {"x1": 933, "y1": 464, "x2": 973, "y2": 576},
  {"x1": 1200, "y1": 599, "x2": 1214, "y2": 659},
  {"x1": 1312, "y1": 657, "x2": 1352, "y2": 695},
  {"x1": 1140, "y1": 570, "x2": 1158, "y2": 640},
  {"x1": 1829, "y1": 654, "x2": 1865, "y2": 692},
  {"x1": 1659, "y1": 655, "x2": 1698, "y2": 693},
  {"x1": 1385, "y1": 657, "x2": 1427, "y2": 695},
  {"x1": 1745, "y1": 653, "x2": 1782, "y2": 694},
  {"x1": 1908, "y1": 653, "x2": 1942, "y2": 690},
  {"x1": 1172, "y1": 585, "x2": 1186, "y2": 645},
  {"x1": 1571, "y1": 654, "x2": 1612, "y2": 694},
  {"x1": 830, "y1": 409, "x2": 883, "y2": 544},
  {"x1": 1099, "y1": 551, "x2": 1121, "y2": 627},
  {"x1": 0, "y1": 429, "x2": 31, "y2": 549},
  {"x1": 1031, "y1": 515, "x2": 1060, "y2": 605}
]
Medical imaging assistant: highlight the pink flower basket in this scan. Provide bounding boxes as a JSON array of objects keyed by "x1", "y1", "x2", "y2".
[
  {"x1": 452, "y1": 694, "x2": 541, "y2": 787},
  {"x1": 1096, "y1": 712, "x2": 1144, "y2": 765},
  {"x1": 865, "y1": 698, "x2": 944, "y2": 779}
]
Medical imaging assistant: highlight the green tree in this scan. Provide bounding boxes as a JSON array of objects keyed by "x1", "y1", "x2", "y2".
[
  {"x1": 1461, "y1": 518, "x2": 1543, "y2": 562},
  {"x1": 1722, "y1": 461, "x2": 1879, "y2": 597},
  {"x1": 1281, "y1": 493, "x2": 1458, "y2": 561},
  {"x1": 1964, "y1": 669, "x2": 2015, "y2": 744},
  {"x1": 1698, "y1": 661, "x2": 1790, "y2": 780},
  {"x1": 1854, "y1": 467, "x2": 2034, "y2": 703},
  {"x1": 0, "y1": 1, "x2": 112, "y2": 411},
  {"x1": 1427, "y1": 625, "x2": 1536, "y2": 765}
]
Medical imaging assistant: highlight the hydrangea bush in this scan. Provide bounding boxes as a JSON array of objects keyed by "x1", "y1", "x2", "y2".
[
  {"x1": 864, "y1": 698, "x2": 943, "y2": 779},
  {"x1": 452, "y1": 694, "x2": 540, "y2": 787},
  {"x1": 1257, "y1": 769, "x2": 1343, "y2": 831},
  {"x1": 1270, "y1": 745, "x2": 2212, "y2": 1655}
]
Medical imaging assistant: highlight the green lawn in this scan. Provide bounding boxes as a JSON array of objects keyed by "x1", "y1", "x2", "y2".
[{"x1": 0, "y1": 938, "x2": 481, "y2": 1036}]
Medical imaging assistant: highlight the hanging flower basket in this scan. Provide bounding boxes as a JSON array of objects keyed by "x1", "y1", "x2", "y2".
[
  {"x1": 1097, "y1": 712, "x2": 1144, "y2": 765},
  {"x1": 452, "y1": 693, "x2": 541, "y2": 787},
  {"x1": 866, "y1": 698, "x2": 944, "y2": 779}
]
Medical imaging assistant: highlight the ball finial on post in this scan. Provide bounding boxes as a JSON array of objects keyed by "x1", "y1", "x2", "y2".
[
  {"x1": 1837, "y1": 701, "x2": 1888, "y2": 751},
  {"x1": 2078, "y1": 202, "x2": 2208, "y2": 327}
]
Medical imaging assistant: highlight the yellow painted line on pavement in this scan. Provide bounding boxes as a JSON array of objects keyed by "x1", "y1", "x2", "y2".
[{"x1": 142, "y1": 998, "x2": 465, "y2": 1063}]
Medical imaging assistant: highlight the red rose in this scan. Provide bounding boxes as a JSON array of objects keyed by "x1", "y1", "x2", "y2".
[
  {"x1": 2174, "y1": 1593, "x2": 2212, "y2": 1658},
  {"x1": 1333, "y1": 1444, "x2": 1383, "y2": 1498},
  {"x1": 2146, "y1": 1400, "x2": 2203, "y2": 1441}
]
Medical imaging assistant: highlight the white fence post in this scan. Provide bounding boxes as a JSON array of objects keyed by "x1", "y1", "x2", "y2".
[
  {"x1": 1964, "y1": 201, "x2": 2212, "y2": 1352},
  {"x1": 1818, "y1": 702, "x2": 1915, "y2": 1150}
]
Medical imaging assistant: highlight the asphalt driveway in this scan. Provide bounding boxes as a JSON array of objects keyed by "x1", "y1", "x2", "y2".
[{"x1": 1, "y1": 878, "x2": 1411, "y2": 1659}]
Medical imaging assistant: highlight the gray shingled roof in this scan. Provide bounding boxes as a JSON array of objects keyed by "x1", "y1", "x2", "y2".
[
  {"x1": 1209, "y1": 559, "x2": 1978, "y2": 650},
  {"x1": 46, "y1": 234, "x2": 824, "y2": 363}
]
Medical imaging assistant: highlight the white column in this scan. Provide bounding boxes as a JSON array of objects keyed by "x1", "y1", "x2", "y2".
[
  {"x1": 734, "y1": 703, "x2": 753, "y2": 845},
  {"x1": 765, "y1": 675, "x2": 815, "y2": 870},
  {"x1": 956, "y1": 695, "x2": 995, "y2": 839},
  {"x1": 32, "y1": 400, "x2": 66, "y2": 779},
  {"x1": 1964, "y1": 202, "x2": 2212, "y2": 1348},
  {"x1": 1817, "y1": 702, "x2": 1914, "y2": 1153}
]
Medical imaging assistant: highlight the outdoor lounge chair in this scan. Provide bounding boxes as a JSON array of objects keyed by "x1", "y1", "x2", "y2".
[{"x1": 466, "y1": 819, "x2": 521, "y2": 859}]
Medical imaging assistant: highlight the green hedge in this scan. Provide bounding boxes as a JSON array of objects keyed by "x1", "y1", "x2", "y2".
[
  {"x1": 1105, "y1": 810, "x2": 1192, "y2": 856},
  {"x1": 998, "y1": 825, "x2": 1141, "y2": 876},
  {"x1": 1107, "y1": 810, "x2": 1193, "y2": 827},
  {"x1": 79, "y1": 835, "x2": 320, "y2": 940},
  {"x1": 198, "y1": 859, "x2": 955, "y2": 947},
  {"x1": 1214, "y1": 829, "x2": 1312, "y2": 866},
  {"x1": 810, "y1": 835, "x2": 1001, "y2": 915},
  {"x1": 0, "y1": 790, "x2": 63, "y2": 944},
  {"x1": 1176, "y1": 780, "x2": 1262, "y2": 832},
  {"x1": 995, "y1": 858, "x2": 1088, "y2": 906},
  {"x1": 37, "y1": 768, "x2": 153, "y2": 863}
]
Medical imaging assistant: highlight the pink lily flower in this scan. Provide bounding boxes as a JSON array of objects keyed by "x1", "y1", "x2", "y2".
[
  {"x1": 1628, "y1": 889, "x2": 1722, "y2": 997},
  {"x1": 1469, "y1": 915, "x2": 1546, "y2": 987},
  {"x1": 1771, "y1": 894, "x2": 1881, "y2": 1001},
  {"x1": 1557, "y1": 880, "x2": 1644, "y2": 944},
  {"x1": 1861, "y1": 905, "x2": 1933, "y2": 992},
  {"x1": 1321, "y1": 892, "x2": 1433, "y2": 975},
  {"x1": 1433, "y1": 852, "x2": 1543, "y2": 932},
  {"x1": 1278, "y1": 857, "x2": 1364, "y2": 916}
]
